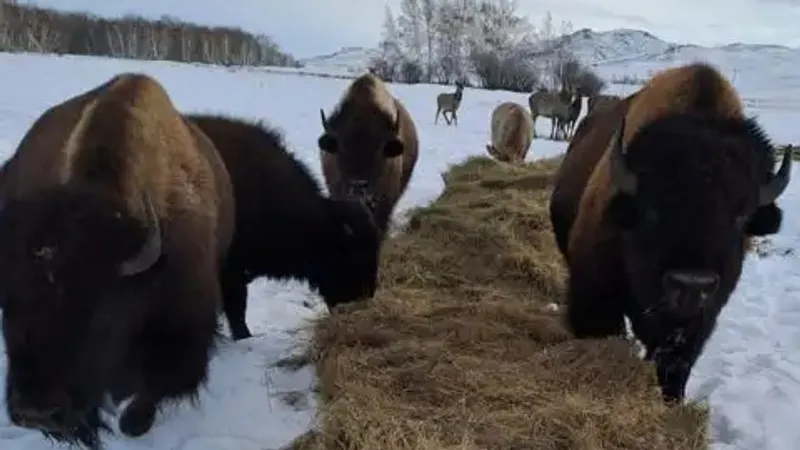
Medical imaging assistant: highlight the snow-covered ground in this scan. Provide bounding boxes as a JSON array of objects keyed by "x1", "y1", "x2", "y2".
[{"x1": 0, "y1": 45, "x2": 799, "y2": 450}]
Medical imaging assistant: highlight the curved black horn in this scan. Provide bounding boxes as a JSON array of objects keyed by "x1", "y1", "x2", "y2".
[
  {"x1": 320, "y1": 108, "x2": 330, "y2": 132},
  {"x1": 391, "y1": 109, "x2": 401, "y2": 133},
  {"x1": 759, "y1": 145, "x2": 793, "y2": 206},
  {"x1": 119, "y1": 195, "x2": 162, "y2": 276},
  {"x1": 608, "y1": 114, "x2": 637, "y2": 195}
]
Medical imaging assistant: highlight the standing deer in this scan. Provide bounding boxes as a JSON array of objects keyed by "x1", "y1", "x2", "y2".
[
  {"x1": 528, "y1": 88, "x2": 573, "y2": 141},
  {"x1": 435, "y1": 81, "x2": 465, "y2": 126},
  {"x1": 557, "y1": 94, "x2": 583, "y2": 140}
]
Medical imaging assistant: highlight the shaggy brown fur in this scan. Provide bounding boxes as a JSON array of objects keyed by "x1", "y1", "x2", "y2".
[
  {"x1": 588, "y1": 94, "x2": 622, "y2": 115},
  {"x1": 0, "y1": 73, "x2": 234, "y2": 448},
  {"x1": 318, "y1": 73, "x2": 419, "y2": 234},
  {"x1": 549, "y1": 92, "x2": 638, "y2": 256},
  {"x1": 486, "y1": 102, "x2": 534, "y2": 163},
  {"x1": 558, "y1": 62, "x2": 791, "y2": 402}
]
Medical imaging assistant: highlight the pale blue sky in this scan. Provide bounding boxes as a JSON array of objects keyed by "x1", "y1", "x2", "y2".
[{"x1": 17, "y1": 0, "x2": 800, "y2": 58}]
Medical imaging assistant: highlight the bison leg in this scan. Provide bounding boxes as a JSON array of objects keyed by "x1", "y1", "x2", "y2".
[
  {"x1": 220, "y1": 267, "x2": 252, "y2": 340},
  {"x1": 564, "y1": 273, "x2": 628, "y2": 338},
  {"x1": 119, "y1": 264, "x2": 219, "y2": 437},
  {"x1": 548, "y1": 204, "x2": 571, "y2": 259}
]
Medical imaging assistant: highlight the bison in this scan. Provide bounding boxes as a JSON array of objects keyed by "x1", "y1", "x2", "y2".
[
  {"x1": 587, "y1": 94, "x2": 621, "y2": 115},
  {"x1": 550, "y1": 62, "x2": 792, "y2": 403},
  {"x1": 486, "y1": 102, "x2": 534, "y2": 163},
  {"x1": 0, "y1": 73, "x2": 235, "y2": 448},
  {"x1": 318, "y1": 72, "x2": 419, "y2": 235},
  {"x1": 186, "y1": 114, "x2": 382, "y2": 340}
]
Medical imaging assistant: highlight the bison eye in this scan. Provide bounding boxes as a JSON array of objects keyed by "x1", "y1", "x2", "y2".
[
  {"x1": 643, "y1": 208, "x2": 659, "y2": 224},
  {"x1": 318, "y1": 134, "x2": 338, "y2": 153},
  {"x1": 606, "y1": 193, "x2": 640, "y2": 230}
]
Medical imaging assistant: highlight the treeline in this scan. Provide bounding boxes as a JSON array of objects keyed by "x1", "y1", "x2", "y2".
[
  {"x1": 0, "y1": 0, "x2": 299, "y2": 67},
  {"x1": 371, "y1": 0, "x2": 605, "y2": 95}
]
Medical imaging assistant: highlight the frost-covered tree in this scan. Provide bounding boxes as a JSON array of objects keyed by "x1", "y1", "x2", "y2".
[
  {"x1": 376, "y1": 1, "x2": 605, "y2": 93},
  {"x1": 370, "y1": 5, "x2": 403, "y2": 81}
]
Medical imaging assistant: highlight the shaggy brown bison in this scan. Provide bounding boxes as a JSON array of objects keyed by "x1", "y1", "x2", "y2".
[
  {"x1": 186, "y1": 114, "x2": 382, "y2": 340},
  {"x1": 486, "y1": 102, "x2": 534, "y2": 163},
  {"x1": 0, "y1": 73, "x2": 234, "y2": 447},
  {"x1": 318, "y1": 72, "x2": 419, "y2": 234},
  {"x1": 551, "y1": 62, "x2": 792, "y2": 403}
]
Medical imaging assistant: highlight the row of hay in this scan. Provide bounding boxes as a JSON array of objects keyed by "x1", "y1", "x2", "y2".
[{"x1": 290, "y1": 156, "x2": 708, "y2": 450}]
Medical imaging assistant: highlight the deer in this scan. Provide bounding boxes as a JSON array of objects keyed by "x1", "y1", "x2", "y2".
[{"x1": 434, "y1": 81, "x2": 465, "y2": 126}]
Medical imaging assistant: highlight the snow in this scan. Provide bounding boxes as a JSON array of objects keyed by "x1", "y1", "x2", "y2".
[{"x1": 0, "y1": 38, "x2": 800, "y2": 450}]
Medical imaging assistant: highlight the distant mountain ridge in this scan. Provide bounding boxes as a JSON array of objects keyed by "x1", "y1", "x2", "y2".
[{"x1": 298, "y1": 28, "x2": 795, "y2": 75}]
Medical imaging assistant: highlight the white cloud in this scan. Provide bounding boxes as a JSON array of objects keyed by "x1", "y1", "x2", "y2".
[{"x1": 16, "y1": 0, "x2": 800, "y2": 57}]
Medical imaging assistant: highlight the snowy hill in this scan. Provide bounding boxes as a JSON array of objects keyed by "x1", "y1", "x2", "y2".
[
  {"x1": 299, "y1": 46, "x2": 381, "y2": 77},
  {"x1": 299, "y1": 27, "x2": 799, "y2": 82},
  {"x1": 559, "y1": 28, "x2": 689, "y2": 63}
]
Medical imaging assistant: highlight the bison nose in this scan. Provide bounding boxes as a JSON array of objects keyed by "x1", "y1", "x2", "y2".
[
  {"x1": 662, "y1": 270, "x2": 720, "y2": 297},
  {"x1": 346, "y1": 180, "x2": 369, "y2": 197}
]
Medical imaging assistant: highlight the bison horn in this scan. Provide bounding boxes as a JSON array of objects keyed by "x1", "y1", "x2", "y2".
[
  {"x1": 608, "y1": 114, "x2": 637, "y2": 195},
  {"x1": 319, "y1": 109, "x2": 330, "y2": 132},
  {"x1": 392, "y1": 109, "x2": 401, "y2": 133},
  {"x1": 119, "y1": 195, "x2": 162, "y2": 276},
  {"x1": 759, "y1": 145, "x2": 793, "y2": 206}
]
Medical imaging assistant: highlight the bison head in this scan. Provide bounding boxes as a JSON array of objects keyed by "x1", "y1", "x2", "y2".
[
  {"x1": 604, "y1": 114, "x2": 790, "y2": 322},
  {"x1": 0, "y1": 187, "x2": 162, "y2": 447},
  {"x1": 317, "y1": 107, "x2": 404, "y2": 210},
  {"x1": 312, "y1": 198, "x2": 381, "y2": 309}
]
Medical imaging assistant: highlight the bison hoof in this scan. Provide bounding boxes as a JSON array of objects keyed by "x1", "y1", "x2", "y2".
[
  {"x1": 231, "y1": 327, "x2": 252, "y2": 341},
  {"x1": 119, "y1": 398, "x2": 157, "y2": 437}
]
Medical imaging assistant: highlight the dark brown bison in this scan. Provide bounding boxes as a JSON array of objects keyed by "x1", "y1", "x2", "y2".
[
  {"x1": 0, "y1": 73, "x2": 234, "y2": 447},
  {"x1": 318, "y1": 72, "x2": 419, "y2": 234},
  {"x1": 551, "y1": 63, "x2": 791, "y2": 403},
  {"x1": 186, "y1": 114, "x2": 382, "y2": 340}
]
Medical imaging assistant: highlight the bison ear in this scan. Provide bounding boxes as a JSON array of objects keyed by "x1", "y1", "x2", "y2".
[
  {"x1": 384, "y1": 138, "x2": 404, "y2": 158},
  {"x1": 746, "y1": 203, "x2": 783, "y2": 236},
  {"x1": 606, "y1": 193, "x2": 640, "y2": 230},
  {"x1": 318, "y1": 133, "x2": 338, "y2": 153}
]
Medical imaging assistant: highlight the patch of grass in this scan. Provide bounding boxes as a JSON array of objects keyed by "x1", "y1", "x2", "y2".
[{"x1": 291, "y1": 155, "x2": 708, "y2": 450}]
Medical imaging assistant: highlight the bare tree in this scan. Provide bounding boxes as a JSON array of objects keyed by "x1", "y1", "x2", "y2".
[
  {"x1": 0, "y1": 2, "x2": 299, "y2": 67},
  {"x1": 369, "y1": 5, "x2": 403, "y2": 81},
  {"x1": 420, "y1": 0, "x2": 437, "y2": 81}
]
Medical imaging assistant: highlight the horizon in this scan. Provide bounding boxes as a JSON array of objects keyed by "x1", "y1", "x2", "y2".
[{"x1": 14, "y1": 0, "x2": 800, "y2": 58}]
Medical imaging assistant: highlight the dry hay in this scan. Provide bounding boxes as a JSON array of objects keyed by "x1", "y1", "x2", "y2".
[{"x1": 290, "y1": 156, "x2": 708, "y2": 450}]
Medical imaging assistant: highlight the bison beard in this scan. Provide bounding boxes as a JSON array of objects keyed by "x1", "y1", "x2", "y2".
[{"x1": 567, "y1": 113, "x2": 791, "y2": 403}]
